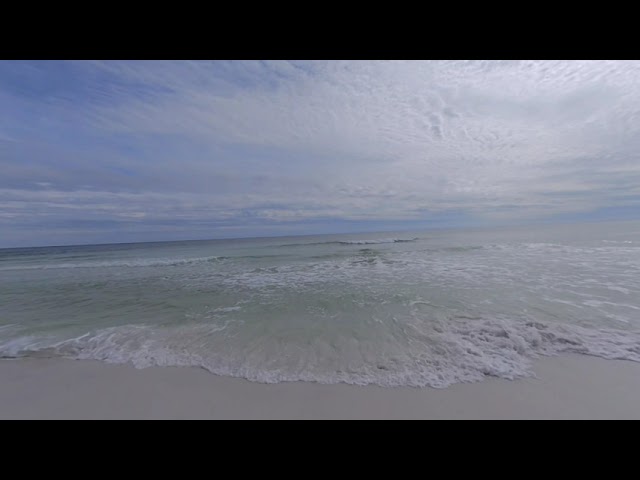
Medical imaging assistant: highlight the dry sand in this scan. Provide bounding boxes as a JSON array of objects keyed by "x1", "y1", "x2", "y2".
[{"x1": 1, "y1": 354, "x2": 640, "y2": 419}]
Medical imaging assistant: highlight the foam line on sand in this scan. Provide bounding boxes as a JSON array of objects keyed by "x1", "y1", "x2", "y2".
[{"x1": 1, "y1": 354, "x2": 640, "y2": 419}]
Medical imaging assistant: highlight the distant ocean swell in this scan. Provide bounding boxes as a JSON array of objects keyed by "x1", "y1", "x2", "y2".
[{"x1": 279, "y1": 238, "x2": 420, "y2": 247}]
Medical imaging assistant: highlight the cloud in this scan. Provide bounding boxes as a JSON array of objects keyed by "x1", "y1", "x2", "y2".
[{"x1": 1, "y1": 60, "x2": 640, "y2": 246}]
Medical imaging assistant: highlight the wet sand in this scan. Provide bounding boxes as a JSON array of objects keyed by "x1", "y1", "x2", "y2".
[{"x1": 1, "y1": 354, "x2": 639, "y2": 419}]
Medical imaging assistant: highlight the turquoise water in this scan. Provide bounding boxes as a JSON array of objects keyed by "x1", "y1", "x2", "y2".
[{"x1": 1, "y1": 221, "x2": 640, "y2": 387}]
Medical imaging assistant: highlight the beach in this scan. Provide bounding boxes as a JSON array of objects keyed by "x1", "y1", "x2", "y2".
[{"x1": 2, "y1": 354, "x2": 639, "y2": 419}]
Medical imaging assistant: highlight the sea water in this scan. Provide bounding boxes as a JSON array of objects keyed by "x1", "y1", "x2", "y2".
[{"x1": 1, "y1": 220, "x2": 640, "y2": 388}]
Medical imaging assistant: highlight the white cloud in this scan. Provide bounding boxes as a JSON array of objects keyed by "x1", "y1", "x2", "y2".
[{"x1": 2, "y1": 60, "x2": 640, "y2": 245}]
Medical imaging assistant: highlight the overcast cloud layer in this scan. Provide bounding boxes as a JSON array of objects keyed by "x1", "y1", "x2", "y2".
[{"x1": 1, "y1": 60, "x2": 640, "y2": 247}]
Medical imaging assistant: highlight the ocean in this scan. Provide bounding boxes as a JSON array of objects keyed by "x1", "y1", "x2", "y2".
[{"x1": 1, "y1": 220, "x2": 640, "y2": 388}]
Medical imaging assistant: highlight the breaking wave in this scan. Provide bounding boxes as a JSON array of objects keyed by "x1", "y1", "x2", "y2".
[{"x1": 1, "y1": 317, "x2": 638, "y2": 388}]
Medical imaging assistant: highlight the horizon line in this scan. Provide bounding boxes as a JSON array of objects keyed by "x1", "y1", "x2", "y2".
[{"x1": 1, "y1": 217, "x2": 638, "y2": 251}]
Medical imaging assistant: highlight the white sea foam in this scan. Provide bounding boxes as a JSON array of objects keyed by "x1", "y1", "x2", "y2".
[{"x1": 1, "y1": 317, "x2": 639, "y2": 388}]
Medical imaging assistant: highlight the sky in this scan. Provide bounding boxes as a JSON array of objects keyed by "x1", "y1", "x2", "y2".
[{"x1": 1, "y1": 60, "x2": 640, "y2": 247}]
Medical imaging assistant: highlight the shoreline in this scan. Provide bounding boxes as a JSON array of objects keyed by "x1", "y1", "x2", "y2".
[{"x1": 1, "y1": 354, "x2": 640, "y2": 419}]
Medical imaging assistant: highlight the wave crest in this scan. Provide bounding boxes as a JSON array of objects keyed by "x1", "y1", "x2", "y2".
[{"x1": 280, "y1": 238, "x2": 419, "y2": 247}]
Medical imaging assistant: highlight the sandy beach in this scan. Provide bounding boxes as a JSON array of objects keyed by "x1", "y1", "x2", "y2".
[{"x1": 1, "y1": 354, "x2": 639, "y2": 419}]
